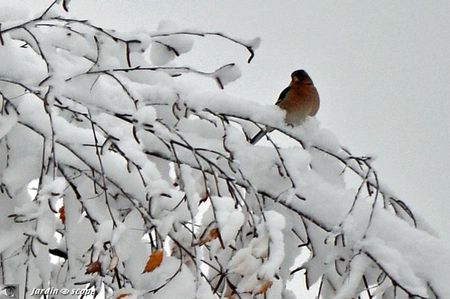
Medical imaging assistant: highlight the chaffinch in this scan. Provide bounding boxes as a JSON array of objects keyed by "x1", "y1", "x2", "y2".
[{"x1": 250, "y1": 69, "x2": 320, "y2": 144}]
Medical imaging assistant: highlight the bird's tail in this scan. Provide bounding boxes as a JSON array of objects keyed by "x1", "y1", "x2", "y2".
[{"x1": 249, "y1": 129, "x2": 267, "y2": 144}]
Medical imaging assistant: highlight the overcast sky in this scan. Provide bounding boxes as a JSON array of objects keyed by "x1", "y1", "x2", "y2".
[{"x1": 4, "y1": 0, "x2": 450, "y2": 239}]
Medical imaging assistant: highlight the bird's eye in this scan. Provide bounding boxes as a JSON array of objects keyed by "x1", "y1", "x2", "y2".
[
  {"x1": 292, "y1": 77, "x2": 300, "y2": 82},
  {"x1": 0, "y1": 286, "x2": 17, "y2": 298}
]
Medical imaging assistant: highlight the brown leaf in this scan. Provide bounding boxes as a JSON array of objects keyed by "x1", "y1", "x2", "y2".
[
  {"x1": 196, "y1": 228, "x2": 220, "y2": 246},
  {"x1": 85, "y1": 260, "x2": 101, "y2": 274},
  {"x1": 59, "y1": 206, "x2": 65, "y2": 224},
  {"x1": 109, "y1": 254, "x2": 119, "y2": 272},
  {"x1": 143, "y1": 249, "x2": 164, "y2": 273},
  {"x1": 255, "y1": 280, "x2": 272, "y2": 295},
  {"x1": 209, "y1": 228, "x2": 220, "y2": 239},
  {"x1": 199, "y1": 192, "x2": 209, "y2": 204},
  {"x1": 225, "y1": 288, "x2": 235, "y2": 299},
  {"x1": 116, "y1": 293, "x2": 131, "y2": 299}
]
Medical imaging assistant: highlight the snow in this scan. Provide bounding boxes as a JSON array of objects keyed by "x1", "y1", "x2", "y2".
[
  {"x1": 39, "y1": 177, "x2": 66, "y2": 198},
  {"x1": 179, "y1": 165, "x2": 201, "y2": 216},
  {"x1": 134, "y1": 105, "x2": 157, "y2": 127},
  {"x1": 257, "y1": 211, "x2": 285, "y2": 279},
  {"x1": 184, "y1": 90, "x2": 286, "y2": 126},
  {"x1": 0, "y1": 37, "x2": 47, "y2": 86},
  {"x1": 35, "y1": 210, "x2": 57, "y2": 245},
  {"x1": 0, "y1": 227, "x2": 22, "y2": 254},
  {"x1": 228, "y1": 248, "x2": 260, "y2": 275},
  {"x1": 361, "y1": 238, "x2": 428, "y2": 297},
  {"x1": 212, "y1": 63, "x2": 242, "y2": 88},
  {"x1": 110, "y1": 222, "x2": 127, "y2": 246},
  {"x1": 333, "y1": 253, "x2": 371, "y2": 299},
  {"x1": 244, "y1": 37, "x2": 261, "y2": 50},
  {"x1": 0, "y1": 108, "x2": 18, "y2": 139},
  {"x1": 211, "y1": 196, "x2": 245, "y2": 245},
  {"x1": 150, "y1": 20, "x2": 195, "y2": 65},
  {"x1": 133, "y1": 256, "x2": 196, "y2": 298},
  {"x1": 196, "y1": 280, "x2": 216, "y2": 299}
]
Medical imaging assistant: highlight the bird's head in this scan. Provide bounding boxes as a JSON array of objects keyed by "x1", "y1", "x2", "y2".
[{"x1": 291, "y1": 70, "x2": 313, "y2": 84}]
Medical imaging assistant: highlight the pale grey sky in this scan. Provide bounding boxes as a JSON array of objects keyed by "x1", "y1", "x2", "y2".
[{"x1": 4, "y1": 0, "x2": 450, "y2": 238}]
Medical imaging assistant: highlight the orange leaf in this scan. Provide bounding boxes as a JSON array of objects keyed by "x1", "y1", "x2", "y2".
[
  {"x1": 59, "y1": 206, "x2": 65, "y2": 224},
  {"x1": 109, "y1": 254, "x2": 119, "y2": 272},
  {"x1": 116, "y1": 293, "x2": 131, "y2": 299},
  {"x1": 225, "y1": 288, "x2": 235, "y2": 299},
  {"x1": 85, "y1": 260, "x2": 101, "y2": 274},
  {"x1": 196, "y1": 228, "x2": 220, "y2": 246},
  {"x1": 209, "y1": 228, "x2": 219, "y2": 240},
  {"x1": 199, "y1": 192, "x2": 209, "y2": 204},
  {"x1": 143, "y1": 249, "x2": 164, "y2": 273},
  {"x1": 255, "y1": 280, "x2": 272, "y2": 295}
]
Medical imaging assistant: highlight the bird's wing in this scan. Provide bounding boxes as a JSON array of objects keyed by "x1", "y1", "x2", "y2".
[
  {"x1": 251, "y1": 86, "x2": 291, "y2": 144},
  {"x1": 275, "y1": 86, "x2": 291, "y2": 105}
]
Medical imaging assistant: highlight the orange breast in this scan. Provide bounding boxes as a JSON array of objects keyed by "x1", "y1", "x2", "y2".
[{"x1": 278, "y1": 84, "x2": 320, "y2": 125}]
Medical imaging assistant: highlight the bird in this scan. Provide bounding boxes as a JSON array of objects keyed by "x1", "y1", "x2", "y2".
[{"x1": 250, "y1": 69, "x2": 320, "y2": 144}]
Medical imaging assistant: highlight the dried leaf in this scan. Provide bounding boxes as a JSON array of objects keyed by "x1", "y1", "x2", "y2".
[
  {"x1": 59, "y1": 206, "x2": 65, "y2": 224},
  {"x1": 143, "y1": 249, "x2": 164, "y2": 273},
  {"x1": 116, "y1": 293, "x2": 131, "y2": 299},
  {"x1": 225, "y1": 288, "x2": 235, "y2": 299},
  {"x1": 109, "y1": 254, "x2": 119, "y2": 272},
  {"x1": 199, "y1": 192, "x2": 209, "y2": 204},
  {"x1": 196, "y1": 228, "x2": 220, "y2": 246},
  {"x1": 255, "y1": 280, "x2": 272, "y2": 295},
  {"x1": 209, "y1": 228, "x2": 220, "y2": 239},
  {"x1": 85, "y1": 260, "x2": 101, "y2": 274}
]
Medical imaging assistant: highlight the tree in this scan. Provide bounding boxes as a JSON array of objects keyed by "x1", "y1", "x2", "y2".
[{"x1": 1, "y1": 2, "x2": 449, "y2": 298}]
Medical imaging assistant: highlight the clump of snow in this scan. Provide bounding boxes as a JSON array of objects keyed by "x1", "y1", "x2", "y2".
[
  {"x1": 0, "y1": 108, "x2": 18, "y2": 139},
  {"x1": 134, "y1": 105, "x2": 157, "y2": 127},
  {"x1": 110, "y1": 222, "x2": 127, "y2": 246},
  {"x1": 247, "y1": 37, "x2": 261, "y2": 50},
  {"x1": 228, "y1": 248, "x2": 260, "y2": 276},
  {"x1": 212, "y1": 63, "x2": 241, "y2": 88},
  {"x1": 0, "y1": 37, "x2": 47, "y2": 85},
  {"x1": 36, "y1": 211, "x2": 56, "y2": 245},
  {"x1": 211, "y1": 196, "x2": 245, "y2": 245},
  {"x1": 258, "y1": 211, "x2": 285, "y2": 279},
  {"x1": 361, "y1": 238, "x2": 429, "y2": 297},
  {"x1": 150, "y1": 20, "x2": 194, "y2": 65},
  {"x1": 333, "y1": 254, "x2": 371, "y2": 299},
  {"x1": 39, "y1": 177, "x2": 66, "y2": 199}
]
